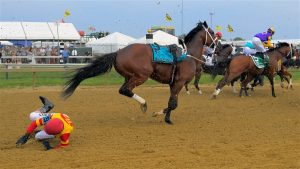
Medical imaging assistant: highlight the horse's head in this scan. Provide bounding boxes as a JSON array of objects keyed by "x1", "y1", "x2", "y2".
[
  {"x1": 184, "y1": 21, "x2": 215, "y2": 47},
  {"x1": 214, "y1": 44, "x2": 233, "y2": 62},
  {"x1": 275, "y1": 42, "x2": 293, "y2": 58}
]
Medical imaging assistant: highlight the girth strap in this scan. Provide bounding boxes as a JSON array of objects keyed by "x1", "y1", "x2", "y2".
[{"x1": 169, "y1": 54, "x2": 177, "y2": 85}]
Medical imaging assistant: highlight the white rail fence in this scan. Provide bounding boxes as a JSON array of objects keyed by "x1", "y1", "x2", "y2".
[{"x1": 0, "y1": 56, "x2": 93, "y2": 88}]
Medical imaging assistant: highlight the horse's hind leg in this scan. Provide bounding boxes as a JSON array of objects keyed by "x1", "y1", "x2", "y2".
[
  {"x1": 184, "y1": 83, "x2": 190, "y2": 95},
  {"x1": 119, "y1": 76, "x2": 148, "y2": 113},
  {"x1": 211, "y1": 71, "x2": 233, "y2": 99},
  {"x1": 230, "y1": 76, "x2": 239, "y2": 94},
  {"x1": 240, "y1": 73, "x2": 254, "y2": 97},
  {"x1": 194, "y1": 70, "x2": 203, "y2": 95},
  {"x1": 284, "y1": 70, "x2": 293, "y2": 89}
]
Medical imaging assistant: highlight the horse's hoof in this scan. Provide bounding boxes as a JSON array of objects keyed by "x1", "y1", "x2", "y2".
[
  {"x1": 165, "y1": 118, "x2": 173, "y2": 125},
  {"x1": 140, "y1": 103, "x2": 147, "y2": 113},
  {"x1": 198, "y1": 90, "x2": 203, "y2": 95},
  {"x1": 210, "y1": 95, "x2": 216, "y2": 100},
  {"x1": 186, "y1": 91, "x2": 190, "y2": 95}
]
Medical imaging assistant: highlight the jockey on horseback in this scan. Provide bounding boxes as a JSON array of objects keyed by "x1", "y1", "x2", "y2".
[
  {"x1": 203, "y1": 31, "x2": 222, "y2": 66},
  {"x1": 252, "y1": 27, "x2": 275, "y2": 60},
  {"x1": 251, "y1": 27, "x2": 275, "y2": 87}
]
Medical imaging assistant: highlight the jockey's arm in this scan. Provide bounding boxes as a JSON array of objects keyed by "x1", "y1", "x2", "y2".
[
  {"x1": 26, "y1": 117, "x2": 46, "y2": 133},
  {"x1": 263, "y1": 36, "x2": 273, "y2": 48}
]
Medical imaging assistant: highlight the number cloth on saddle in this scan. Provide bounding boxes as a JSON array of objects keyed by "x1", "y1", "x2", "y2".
[
  {"x1": 150, "y1": 43, "x2": 187, "y2": 64},
  {"x1": 250, "y1": 53, "x2": 269, "y2": 69}
]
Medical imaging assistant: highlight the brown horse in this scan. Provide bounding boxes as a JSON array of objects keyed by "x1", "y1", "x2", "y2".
[
  {"x1": 211, "y1": 42, "x2": 292, "y2": 99},
  {"x1": 62, "y1": 21, "x2": 215, "y2": 124},
  {"x1": 251, "y1": 45, "x2": 295, "y2": 90},
  {"x1": 184, "y1": 43, "x2": 233, "y2": 94},
  {"x1": 278, "y1": 46, "x2": 297, "y2": 89}
]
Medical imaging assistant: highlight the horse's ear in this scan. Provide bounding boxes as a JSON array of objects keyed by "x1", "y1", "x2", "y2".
[{"x1": 203, "y1": 21, "x2": 208, "y2": 28}]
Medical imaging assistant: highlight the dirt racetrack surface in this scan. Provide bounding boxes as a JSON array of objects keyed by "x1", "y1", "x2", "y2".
[{"x1": 0, "y1": 84, "x2": 300, "y2": 169}]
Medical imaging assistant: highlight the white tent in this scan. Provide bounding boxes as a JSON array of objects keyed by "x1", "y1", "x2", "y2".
[
  {"x1": 131, "y1": 30, "x2": 179, "y2": 45},
  {"x1": 86, "y1": 32, "x2": 136, "y2": 54},
  {"x1": 0, "y1": 22, "x2": 80, "y2": 41}
]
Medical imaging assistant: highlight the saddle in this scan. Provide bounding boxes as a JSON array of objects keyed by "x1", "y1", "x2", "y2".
[
  {"x1": 150, "y1": 42, "x2": 186, "y2": 85},
  {"x1": 150, "y1": 43, "x2": 186, "y2": 64}
]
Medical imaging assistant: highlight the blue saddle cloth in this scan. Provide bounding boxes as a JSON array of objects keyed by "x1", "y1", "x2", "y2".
[{"x1": 150, "y1": 44, "x2": 187, "y2": 64}]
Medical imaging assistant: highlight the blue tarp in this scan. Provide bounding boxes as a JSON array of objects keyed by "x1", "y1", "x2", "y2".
[{"x1": 9, "y1": 40, "x2": 32, "y2": 47}]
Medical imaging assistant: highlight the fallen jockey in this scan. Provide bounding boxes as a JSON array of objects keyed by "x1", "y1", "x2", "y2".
[{"x1": 16, "y1": 96, "x2": 74, "y2": 151}]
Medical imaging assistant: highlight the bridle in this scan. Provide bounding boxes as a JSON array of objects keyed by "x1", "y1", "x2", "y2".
[
  {"x1": 184, "y1": 25, "x2": 216, "y2": 63},
  {"x1": 202, "y1": 25, "x2": 216, "y2": 48},
  {"x1": 277, "y1": 44, "x2": 292, "y2": 57}
]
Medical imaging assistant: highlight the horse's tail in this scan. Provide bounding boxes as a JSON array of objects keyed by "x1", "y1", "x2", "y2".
[{"x1": 62, "y1": 52, "x2": 117, "y2": 99}]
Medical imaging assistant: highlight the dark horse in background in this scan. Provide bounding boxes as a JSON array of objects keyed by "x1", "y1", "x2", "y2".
[
  {"x1": 62, "y1": 21, "x2": 215, "y2": 124},
  {"x1": 184, "y1": 42, "x2": 233, "y2": 94},
  {"x1": 211, "y1": 42, "x2": 292, "y2": 99}
]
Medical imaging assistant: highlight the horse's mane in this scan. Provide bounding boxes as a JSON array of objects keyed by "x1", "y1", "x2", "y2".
[
  {"x1": 222, "y1": 44, "x2": 231, "y2": 49},
  {"x1": 184, "y1": 22, "x2": 204, "y2": 44},
  {"x1": 268, "y1": 42, "x2": 290, "y2": 52}
]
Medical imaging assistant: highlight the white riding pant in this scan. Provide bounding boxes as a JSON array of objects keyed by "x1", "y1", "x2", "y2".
[
  {"x1": 29, "y1": 111, "x2": 52, "y2": 121},
  {"x1": 203, "y1": 55, "x2": 214, "y2": 66},
  {"x1": 252, "y1": 37, "x2": 266, "y2": 53},
  {"x1": 35, "y1": 130, "x2": 55, "y2": 140},
  {"x1": 243, "y1": 47, "x2": 256, "y2": 56}
]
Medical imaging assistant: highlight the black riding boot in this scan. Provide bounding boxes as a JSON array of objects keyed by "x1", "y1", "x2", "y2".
[
  {"x1": 39, "y1": 96, "x2": 54, "y2": 113},
  {"x1": 42, "y1": 140, "x2": 53, "y2": 150}
]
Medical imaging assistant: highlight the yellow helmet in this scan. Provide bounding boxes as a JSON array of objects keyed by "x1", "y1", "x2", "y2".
[{"x1": 268, "y1": 27, "x2": 275, "y2": 34}]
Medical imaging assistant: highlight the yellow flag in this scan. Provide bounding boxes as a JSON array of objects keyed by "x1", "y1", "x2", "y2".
[
  {"x1": 165, "y1": 13, "x2": 172, "y2": 22},
  {"x1": 227, "y1": 24, "x2": 234, "y2": 32},
  {"x1": 215, "y1": 25, "x2": 222, "y2": 31},
  {"x1": 64, "y1": 9, "x2": 71, "y2": 17}
]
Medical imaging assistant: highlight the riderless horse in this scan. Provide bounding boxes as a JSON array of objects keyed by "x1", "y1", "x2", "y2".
[{"x1": 62, "y1": 21, "x2": 215, "y2": 124}]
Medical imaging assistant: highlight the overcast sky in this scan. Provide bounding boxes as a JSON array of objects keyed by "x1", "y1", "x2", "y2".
[{"x1": 0, "y1": 0, "x2": 299, "y2": 40}]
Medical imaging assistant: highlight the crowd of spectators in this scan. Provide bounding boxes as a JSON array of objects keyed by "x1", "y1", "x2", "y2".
[
  {"x1": 0, "y1": 45, "x2": 92, "y2": 64},
  {"x1": 0, "y1": 45, "x2": 60, "y2": 64}
]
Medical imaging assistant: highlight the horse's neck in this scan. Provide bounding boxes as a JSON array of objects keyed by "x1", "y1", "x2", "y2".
[
  {"x1": 187, "y1": 42, "x2": 204, "y2": 59},
  {"x1": 267, "y1": 49, "x2": 283, "y2": 61},
  {"x1": 218, "y1": 48, "x2": 232, "y2": 59}
]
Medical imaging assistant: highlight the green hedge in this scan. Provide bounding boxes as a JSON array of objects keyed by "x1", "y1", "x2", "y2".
[{"x1": 1, "y1": 69, "x2": 300, "y2": 88}]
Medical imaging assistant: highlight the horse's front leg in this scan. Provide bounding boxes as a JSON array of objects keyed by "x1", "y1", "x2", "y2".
[
  {"x1": 164, "y1": 95, "x2": 178, "y2": 124},
  {"x1": 153, "y1": 82, "x2": 184, "y2": 124},
  {"x1": 267, "y1": 75, "x2": 276, "y2": 97}
]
